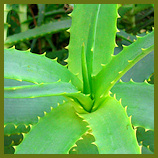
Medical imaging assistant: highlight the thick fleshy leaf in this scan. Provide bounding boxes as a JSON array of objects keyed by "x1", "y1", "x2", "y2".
[
  {"x1": 111, "y1": 81, "x2": 154, "y2": 130},
  {"x1": 4, "y1": 134, "x2": 23, "y2": 146},
  {"x1": 69, "y1": 133, "x2": 99, "y2": 154},
  {"x1": 142, "y1": 146, "x2": 153, "y2": 154},
  {"x1": 4, "y1": 123, "x2": 31, "y2": 135},
  {"x1": 116, "y1": 29, "x2": 136, "y2": 43},
  {"x1": 68, "y1": 4, "x2": 118, "y2": 80},
  {"x1": 4, "y1": 96, "x2": 64, "y2": 126},
  {"x1": 4, "y1": 78, "x2": 34, "y2": 86},
  {"x1": 4, "y1": 81, "x2": 93, "y2": 112},
  {"x1": 93, "y1": 31, "x2": 154, "y2": 109},
  {"x1": 136, "y1": 127, "x2": 154, "y2": 152},
  {"x1": 121, "y1": 51, "x2": 154, "y2": 82},
  {"x1": 4, "y1": 81, "x2": 79, "y2": 98},
  {"x1": 4, "y1": 18, "x2": 71, "y2": 47},
  {"x1": 4, "y1": 48, "x2": 82, "y2": 90},
  {"x1": 15, "y1": 102, "x2": 89, "y2": 154},
  {"x1": 80, "y1": 96, "x2": 140, "y2": 154},
  {"x1": 4, "y1": 146, "x2": 15, "y2": 154},
  {"x1": 4, "y1": 79, "x2": 65, "y2": 135}
]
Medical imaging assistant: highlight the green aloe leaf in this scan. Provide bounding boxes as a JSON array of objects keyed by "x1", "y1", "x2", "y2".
[
  {"x1": 4, "y1": 134, "x2": 23, "y2": 146},
  {"x1": 4, "y1": 18, "x2": 71, "y2": 47},
  {"x1": 4, "y1": 48, "x2": 82, "y2": 90},
  {"x1": 4, "y1": 96, "x2": 65, "y2": 134},
  {"x1": 4, "y1": 146, "x2": 15, "y2": 154},
  {"x1": 116, "y1": 29, "x2": 136, "y2": 43},
  {"x1": 4, "y1": 96, "x2": 66, "y2": 134},
  {"x1": 111, "y1": 81, "x2": 154, "y2": 130},
  {"x1": 68, "y1": 4, "x2": 118, "y2": 80},
  {"x1": 4, "y1": 81, "x2": 79, "y2": 98},
  {"x1": 69, "y1": 133, "x2": 99, "y2": 154},
  {"x1": 121, "y1": 51, "x2": 154, "y2": 82},
  {"x1": 80, "y1": 96, "x2": 140, "y2": 154},
  {"x1": 136, "y1": 127, "x2": 154, "y2": 152},
  {"x1": 4, "y1": 123, "x2": 31, "y2": 135},
  {"x1": 24, "y1": 8, "x2": 66, "y2": 24},
  {"x1": 142, "y1": 146, "x2": 153, "y2": 154},
  {"x1": 15, "y1": 102, "x2": 89, "y2": 154},
  {"x1": 4, "y1": 81, "x2": 93, "y2": 112},
  {"x1": 4, "y1": 78, "x2": 34, "y2": 86},
  {"x1": 94, "y1": 30, "x2": 154, "y2": 108},
  {"x1": 4, "y1": 78, "x2": 65, "y2": 135}
]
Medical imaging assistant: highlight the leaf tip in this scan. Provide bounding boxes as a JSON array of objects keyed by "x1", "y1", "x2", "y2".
[
  {"x1": 43, "y1": 111, "x2": 47, "y2": 116},
  {"x1": 128, "y1": 60, "x2": 133, "y2": 63},
  {"x1": 66, "y1": 28, "x2": 70, "y2": 33},
  {"x1": 113, "y1": 93, "x2": 116, "y2": 99},
  {"x1": 108, "y1": 91, "x2": 112, "y2": 95},
  {"x1": 111, "y1": 80, "x2": 115, "y2": 84},
  {"x1": 101, "y1": 63, "x2": 106, "y2": 67},
  {"x1": 41, "y1": 52, "x2": 46, "y2": 56},
  {"x1": 26, "y1": 48, "x2": 31, "y2": 52},
  {"x1": 37, "y1": 116, "x2": 41, "y2": 121},
  {"x1": 53, "y1": 57, "x2": 58, "y2": 61},
  {"x1": 78, "y1": 137, "x2": 83, "y2": 140},
  {"x1": 64, "y1": 58, "x2": 68, "y2": 62},
  {"x1": 119, "y1": 79, "x2": 123, "y2": 82},
  {"x1": 129, "y1": 115, "x2": 132, "y2": 122},
  {"x1": 141, "y1": 48, "x2": 146, "y2": 51},
  {"x1": 68, "y1": 13, "x2": 72, "y2": 17},
  {"x1": 115, "y1": 43, "x2": 118, "y2": 47},
  {"x1": 16, "y1": 79, "x2": 22, "y2": 82},
  {"x1": 139, "y1": 145, "x2": 143, "y2": 154},
  {"x1": 117, "y1": 12, "x2": 121, "y2": 18},
  {"x1": 124, "y1": 106, "x2": 127, "y2": 112},
  {"x1": 118, "y1": 70, "x2": 123, "y2": 74},
  {"x1": 57, "y1": 79, "x2": 61, "y2": 82},
  {"x1": 117, "y1": 28, "x2": 120, "y2": 32},
  {"x1": 91, "y1": 142, "x2": 97, "y2": 146},
  {"x1": 144, "y1": 80, "x2": 148, "y2": 84},
  {"x1": 64, "y1": 45, "x2": 69, "y2": 49},
  {"x1": 75, "y1": 72, "x2": 79, "y2": 76},
  {"x1": 119, "y1": 98, "x2": 122, "y2": 104},
  {"x1": 145, "y1": 128, "x2": 150, "y2": 132},
  {"x1": 10, "y1": 45, "x2": 15, "y2": 49},
  {"x1": 122, "y1": 44, "x2": 128, "y2": 48}
]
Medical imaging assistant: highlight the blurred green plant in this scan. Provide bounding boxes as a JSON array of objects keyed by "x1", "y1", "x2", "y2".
[{"x1": 4, "y1": 4, "x2": 154, "y2": 154}]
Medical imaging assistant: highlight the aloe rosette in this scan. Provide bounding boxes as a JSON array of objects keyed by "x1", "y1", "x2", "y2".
[{"x1": 4, "y1": 4, "x2": 154, "y2": 154}]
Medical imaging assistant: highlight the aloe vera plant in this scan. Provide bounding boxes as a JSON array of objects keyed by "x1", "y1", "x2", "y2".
[{"x1": 4, "y1": 4, "x2": 154, "y2": 154}]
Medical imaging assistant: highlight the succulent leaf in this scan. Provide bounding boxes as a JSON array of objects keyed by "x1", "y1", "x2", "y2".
[
  {"x1": 121, "y1": 51, "x2": 154, "y2": 82},
  {"x1": 4, "y1": 18, "x2": 71, "y2": 47},
  {"x1": 111, "y1": 81, "x2": 154, "y2": 130},
  {"x1": 4, "y1": 82, "x2": 79, "y2": 98},
  {"x1": 136, "y1": 127, "x2": 154, "y2": 152},
  {"x1": 4, "y1": 123, "x2": 31, "y2": 135},
  {"x1": 69, "y1": 133, "x2": 99, "y2": 154},
  {"x1": 68, "y1": 4, "x2": 118, "y2": 80},
  {"x1": 4, "y1": 81, "x2": 93, "y2": 112},
  {"x1": 4, "y1": 48, "x2": 82, "y2": 90},
  {"x1": 94, "y1": 30, "x2": 154, "y2": 108},
  {"x1": 15, "y1": 102, "x2": 89, "y2": 154},
  {"x1": 80, "y1": 96, "x2": 141, "y2": 154}
]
